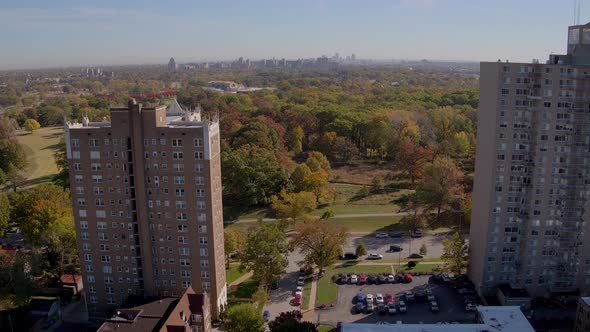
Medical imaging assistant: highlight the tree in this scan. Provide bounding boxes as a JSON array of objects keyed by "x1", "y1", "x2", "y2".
[
  {"x1": 271, "y1": 189, "x2": 317, "y2": 221},
  {"x1": 224, "y1": 230, "x2": 241, "y2": 269},
  {"x1": 441, "y1": 232, "x2": 468, "y2": 275},
  {"x1": 305, "y1": 151, "x2": 330, "y2": 172},
  {"x1": 238, "y1": 221, "x2": 290, "y2": 288},
  {"x1": 286, "y1": 126, "x2": 304, "y2": 154},
  {"x1": 291, "y1": 220, "x2": 348, "y2": 271},
  {"x1": 269, "y1": 310, "x2": 317, "y2": 332},
  {"x1": 371, "y1": 175, "x2": 385, "y2": 193},
  {"x1": 0, "y1": 139, "x2": 28, "y2": 173},
  {"x1": 0, "y1": 116, "x2": 18, "y2": 139},
  {"x1": 320, "y1": 208, "x2": 335, "y2": 220},
  {"x1": 52, "y1": 138, "x2": 69, "y2": 189},
  {"x1": 4, "y1": 163, "x2": 26, "y2": 192},
  {"x1": 416, "y1": 156, "x2": 464, "y2": 220},
  {"x1": 419, "y1": 243, "x2": 428, "y2": 256},
  {"x1": 355, "y1": 242, "x2": 367, "y2": 257},
  {"x1": 224, "y1": 303, "x2": 265, "y2": 332},
  {"x1": 24, "y1": 119, "x2": 41, "y2": 132},
  {"x1": 290, "y1": 164, "x2": 312, "y2": 192},
  {"x1": 0, "y1": 195, "x2": 10, "y2": 237},
  {"x1": 394, "y1": 140, "x2": 432, "y2": 185},
  {"x1": 221, "y1": 144, "x2": 289, "y2": 206}
]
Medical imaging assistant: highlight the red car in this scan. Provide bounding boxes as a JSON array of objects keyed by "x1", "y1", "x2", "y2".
[
  {"x1": 385, "y1": 292, "x2": 394, "y2": 304},
  {"x1": 293, "y1": 294, "x2": 302, "y2": 306},
  {"x1": 404, "y1": 273, "x2": 413, "y2": 283},
  {"x1": 359, "y1": 274, "x2": 368, "y2": 285}
]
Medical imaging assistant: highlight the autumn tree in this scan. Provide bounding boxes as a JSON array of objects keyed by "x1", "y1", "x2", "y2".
[
  {"x1": 238, "y1": 221, "x2": 290, "y2": 288},
  {"x1": 0, "y1": 195, "x2": 10, "y2": 237},
  {"x1": 269, "y1": 310, "x2": 317, "y2": 332},
  {"x1": 291, "y1": 220, "x2": 348, "y2": 271},
  {"x1": 417, "y1": 156, "x2": 464, "y2": 220},
  {"x1": 52, "y1": 138, "x2": 69, "y2": 189},
  {"x1": 355, "y1": 242, "x2": 367, "y2": 257},
  {"x1": 224, "y1": 229, "x2": 241, "y2": 269},
  {"x1": 271, "y1": 189, "x2": 317, "y2": 221},
  {"x1": 395, "y1": 140, "x2": 432, "y2": 185},
  {"x1": 286, "y1": 126, "x2": 304, "y2": 154},
  {"x1": 442, "y1": 232, "x2": 468, "y2": 275},
  {"x1": 24, "y1": 119, "x2": 41, "y2": 132},
  {"x1": 224, "y1": 303, "x2": 266, "y2": 332}
]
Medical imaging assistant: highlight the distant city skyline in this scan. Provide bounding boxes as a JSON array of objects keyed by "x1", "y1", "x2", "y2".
[{"x1": 0, "y1": 0, "x2": 587, "y2": 70}]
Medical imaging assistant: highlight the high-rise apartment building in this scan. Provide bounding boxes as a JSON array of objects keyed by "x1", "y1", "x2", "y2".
[
  {"x1": 65, "y1": 99, "x2": 226, "y2": 320},
  {"x1": 470, "y1": 23, "x2": 590, "y2": 298}
]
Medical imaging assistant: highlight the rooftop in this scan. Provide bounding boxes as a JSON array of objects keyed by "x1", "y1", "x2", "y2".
[
  {"x1": 340, "y1": 306, "x2": 534, "y2": 332},
  {"x1": 581, "y1": 297, "x2": 590, "y2": 306},
  {"x1": 98, "y1": 298, "x2": 179, "y2": 332}
]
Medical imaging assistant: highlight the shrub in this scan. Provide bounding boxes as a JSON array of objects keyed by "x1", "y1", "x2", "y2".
[{"x1": 407, "y1": 261, "x2": 417, "y2": 269}]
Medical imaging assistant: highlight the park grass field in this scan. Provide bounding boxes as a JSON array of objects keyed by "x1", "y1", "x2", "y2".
[
  {"x1": 226, "y1": 264, "x2": 248, "y2": 284},
  {"x1": 14, "y1": 126, "x2": 62, "y2": 186}
]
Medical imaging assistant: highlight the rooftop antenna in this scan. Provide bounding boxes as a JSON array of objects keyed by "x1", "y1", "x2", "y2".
[
  {"x1": 574, "y1": 0, "x2": 578, "y2": 25},
  {"x1": 578, "y1": 0, "x2": 582, "y2": 25}
]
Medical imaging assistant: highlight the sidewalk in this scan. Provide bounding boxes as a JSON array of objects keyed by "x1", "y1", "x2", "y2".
[
  {"x1": 229, "y1": 271, "x2": 253, "y2": 287},
  {"x1": 302, "y1": 276, "x2": 318, "y2": 322}
]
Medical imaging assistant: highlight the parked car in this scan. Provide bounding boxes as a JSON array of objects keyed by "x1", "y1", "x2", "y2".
[
  {"x1": 389, "y1": 231, "x2": 404, "y2": 238},
  {"x1": 375, "y1": 232, "x2": 389, "y2": 238},
  {"x1": 409, "y1": 253, "x2": 424, "y2": 259},
  {"x1": 404, "y1": 274, "x2": 413, "y2": 283},
  {"x1": 271, "y1": 281, "x2": 279, "y2": 290},
  {"x1": 355, "y1": 301, "x2": 364, "y2": 313},
  {"x1": 366, "y1": 302, "x2": 375, "y2": 313},
  {"x1": 430, "y1": 301, "x2": 440, "y2": 313},
  {"x1": 465, "y1": 303, "x2": 477, "y2": 312},
  {"x1": 359, "y1": 274, "x2": 368, "y2": 285},
  {"x1": 368, "y1": 253, "x2": 384, "y2": 260},
  {"x1": 389, "y1": 245, "x2": 403, "y2": 252},
  {"x1": 428, "y1": 295, "x2": 436, "y2": 302},
  {"x1": 295, "y1": 289, "x2": 302, "y2": 297},
  {"x1": 293, "y1": 294, "x2": 302, "y2": 306},
  {"x1": 404, "y1": 291, "x2": 415, "y2": 302},
  {"x1": 356, "y1": 292, "x2": 366, "y2": 303},
  {"x1": 340, "y1": 273, "x2": 349, "y2": 284},
  {"x1": 387, "y1": 274, "x2": 396, "y2": 283},
  {"x1": 366, "y1": 294, "x2": 374, "y2": 304},
  {"x1": 350, "y1": 274, "x2": 358, "y2": 284},
  {"x1": 442, "y1": 273, "x2": 451, "y2": 282},
  {"x1": 297, "y1": 276, "x2": 305, "y2": 286},
  {"x1": 398, "y1": 301, "x2": 407, "y2": 313},
  {"x1": 376, "y1": 293, "x2": 384, "y2": 304},
  {"x1": 411, "y1": 229, "x2": 423, "y2": 238},
  {"x1": 378, "y1": 303, "x2": 387, "y2": 315},
  {"x1": 263, "y1": 310, "x2": 270, "y2": 321},
  {"x1": 385, "y1": 292, "x2": 394, "y2": 304},
  {"x1": 368, "y1": 275, "x2": 378, "y2": 284},
  {"x1": 387, "y1": 302, "x2": 397, "y2": 314},
  {"x1": 432, "y1": 273, "x2": 443, "y2": 283},
  {"x1": 341, "y1": 252, "x2": 359, "y2": 260},
  {"x1": 395, "y1": 275, "x2": 405, "y2": 283},
  {"x1": 378, "y1": 275, "x2": 388, "y2": 284}
]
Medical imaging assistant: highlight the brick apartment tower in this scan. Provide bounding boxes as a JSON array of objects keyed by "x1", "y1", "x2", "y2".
[
  {"x1": 65, "y1": 99, "x2": 226, "y2": 320},
  {"x1": 470, "y1": 23, "x2": 590, "y2": 298}
]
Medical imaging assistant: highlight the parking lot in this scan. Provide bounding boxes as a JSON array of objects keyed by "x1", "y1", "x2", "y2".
[
  {"x1": 346, "y1": 232, "x2": 450, "y2": 260},
  {"x1": 317, "y1": 275, "x2": 478, "y2": 326}
]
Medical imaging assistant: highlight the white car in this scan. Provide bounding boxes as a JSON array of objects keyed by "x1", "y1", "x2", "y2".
[
  {"x1": 366, "y1": 294, "x2": 374, "y2": 304},
  {"x1": 376, "y1": 293, "x2": 384, "y2": 304},
  {"x1": 430, "y1": 301, "x2": 439, "y2": 313},
  {"x1": 387, "y1": 274, "x2": 395, "y2": 283},
  {"x1": 465, "y1": 303, "x2": 477, "y2": 312},
  {"x1": 350, "y1": 274, "x2": 358, "y2": 284},
  {"x1": 404, "y1": 291, "x2": 415, "y2": 302},
  {"x1": 398, "y1": 301, "x2": 407, "y2": 313},
  {"x1": 375, "y1": 232, "x2": 388, "y2": 238},
  {"x1": 297, "y1": 276, "x2": 305, "y2": 286},
  {"x1": 295, "y1": 289, "x2": 302, "y2": 297},
  {"x1": 367, "y1": 253, "x2": 384, "y2": 260}
]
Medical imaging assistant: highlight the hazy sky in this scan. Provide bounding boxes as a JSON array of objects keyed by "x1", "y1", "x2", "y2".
[{"x1": 0, "y1": 0, "x2": 586, "y2": 70}]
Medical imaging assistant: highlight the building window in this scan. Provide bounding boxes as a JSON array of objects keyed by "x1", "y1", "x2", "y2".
[
  {"x1": 199, "y1": 237, "x2": 208, "y2": 245},
  {"x1": 72, "y1": 151, "x2": 81, "y2": 159},
  {"x1": 200, "y1": 248, "x2": 208, "y2": 257},
  {"x1": 196, "y1": 189, "x2": 205, "y2": 197},
  {"x1": 71, "y1": 138, "x2": 80, "y2": 147},
  {"x1": 181, "y1": 281, "x2": 191, "y2": 289},
  {"x1": 195, "y1": 176, "x2": 204, "y2": 185},
  {"x1": 89, "y1": 138, "x2": 99, "y2": 147},
  {"x1": 195, "y1": 151, "x2": 204, "y2": 160},
  {"x1": 173, "y1": 151, "x2": 184, "y2": 160},
  {"x1": 198, "y1": 225, "x2": 207, "y2": 233},
  {"x1": 200, "y1": 260, "x2": 209, "y2": 268},
  {"x1": 197, "y1": 201, "x2": 206, "y2": 210},
  {"x1": 172, "y1": 139, "x2": 183, "y2": 147},
  {"x1": 174, "y1": 176, "x2": 185, "y2": 184},
  {"x1": 90, "y1": 151, "x2": 100, "y2": 159},
  {"x1": 175, "y1": 189, "x2": 185, "y2": 197},
  {"x1": 181, "y1": 270, "x2": 191, "y2": 278}
]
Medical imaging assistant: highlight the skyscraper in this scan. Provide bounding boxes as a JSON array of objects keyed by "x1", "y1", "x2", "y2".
[
  {"x1": 470, "y1": 23, "x2": 590, "y2": 298},
  {"x1": 65, "y1": 99, "x2": 226, "y2": 320},
  {"x1": 168, "y1": 57, "x2": 177, "y2": 72}
]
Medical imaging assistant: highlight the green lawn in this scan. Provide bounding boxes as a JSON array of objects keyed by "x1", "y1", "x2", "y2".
[
  {"x1": 14, "y1": 127, "x2": 62, "y2": 186},
  {"x1": 328, "y1": 215, "x2": 404, "y2": 232},
  {"x1": 228, "y1": 278, "x2": 259, "y2": 299},
  {"x1": 317, "y1": 325, "x2": 335, "y2": 332},
  {"x1": 226, "y1": 264, "x2": 249, "y2": 284},
  {"x1": 302, "y1": 276, "x2": 313, "y2": 310}
]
